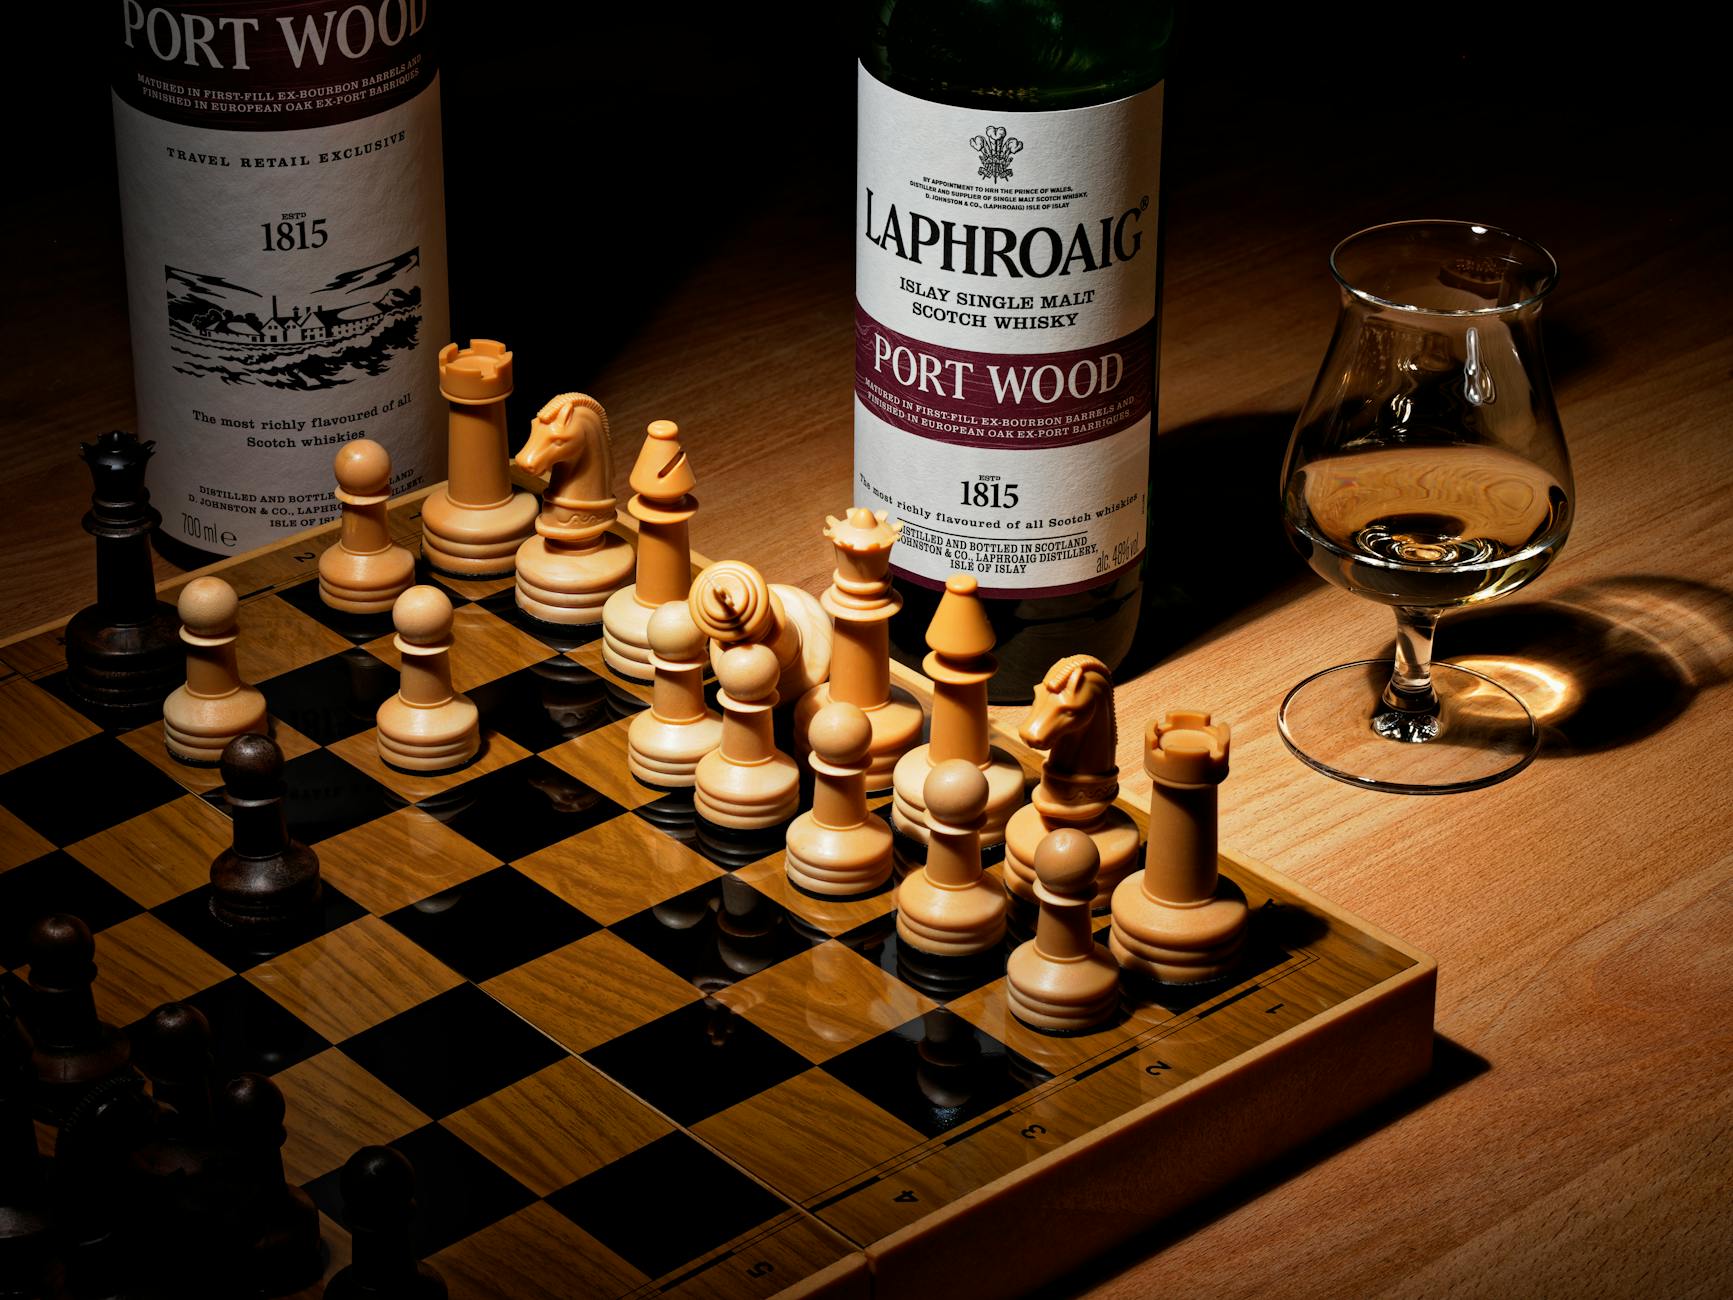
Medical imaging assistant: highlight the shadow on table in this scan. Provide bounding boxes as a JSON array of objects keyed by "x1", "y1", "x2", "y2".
[
  {"x1": 1036, "y1": 1034, "x2": 1490, "y2": 1298},
  {"x1": 1122, "y1": 412, "x2": 1310, "y2": 681},
  {"x1": 1433, "y1": 576, "x2": 1733, "y2": 756}
]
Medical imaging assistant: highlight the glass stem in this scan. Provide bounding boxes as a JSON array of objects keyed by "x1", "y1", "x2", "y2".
[{"x1": 1375, "y1": 606, "x2": 1442, "y2": 742}]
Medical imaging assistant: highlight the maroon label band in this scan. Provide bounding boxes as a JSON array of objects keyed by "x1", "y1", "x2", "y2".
[
  {"x1": 115, "y1": 1, "x2": 435, "y2": 130},
  {"x1": 855, "y1": 301, "x2": 1154, "y2": 450}
]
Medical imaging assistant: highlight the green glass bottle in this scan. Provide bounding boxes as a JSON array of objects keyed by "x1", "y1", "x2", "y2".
[{"x1": 856, "y1": 1, "x2": 1177, "y2": 700}]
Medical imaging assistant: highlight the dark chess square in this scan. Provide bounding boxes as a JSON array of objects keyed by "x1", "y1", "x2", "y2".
[
  {"x1": 180, "y1": 974, "x2": 329, "y2": 1078},
  {"x1": 201, "y1": 746, "x2": 399, "y2": 846},
  {"x1": 608, "y1": 875, "x2": 821, "y2": 989},
  {"x1": 475, "y1": 588, "x2": 604, "y2": 654},
  {"x1": 255, "y1": 647, "x2": 398, "y2": 745},
  {"x1": 821, "y1": 1009, "x2": 1028, "y2": 1139},
  {"x1": 306, "y1": 1120, "x2": 535, "y2": 1258},
  {"x1": 464, "y1": 658, "x2": 638, "y2": 753},
  {"x1": 0, "y1": 732, "x2": 187, "y2": 845},
  {"x1": 151, "y1": 882, "x2": 365, "y2": 975},
  {"x1": 428, "y1": 755, "x2": 624, "y2": 863},
  {"x1": 0, "y1": 850, "x2": 143, "y2": 967},
  {"x1": 545, "y1": 1130, "x2": 786, "y2": 1280},
  {"x1": 383, "y1": 864, "x2": 599, "y2": 982},
  {"x1": 339, "y1": 983, "x2": 566, "y2": 1119},
  {"x1": 581, "y1": 997, "x2": 811, "y2": 1126}
]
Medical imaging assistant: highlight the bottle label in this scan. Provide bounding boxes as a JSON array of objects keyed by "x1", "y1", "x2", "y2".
[
  {"x1": 111, "y1": 2, "x2": 447, "y2": 554},
  {"x1": 855, "y1": 65, "x2": 1161, "y2": 597}
]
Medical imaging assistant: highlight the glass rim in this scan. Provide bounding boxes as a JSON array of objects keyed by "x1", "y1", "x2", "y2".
[{"x1": 1330, "y1": 219, "x2": 1559, "y2": 317}]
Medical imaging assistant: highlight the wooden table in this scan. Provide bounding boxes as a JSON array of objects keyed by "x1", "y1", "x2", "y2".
[{"x1": 3, "y1": 12, "x2": 1728, "y2": 1297}]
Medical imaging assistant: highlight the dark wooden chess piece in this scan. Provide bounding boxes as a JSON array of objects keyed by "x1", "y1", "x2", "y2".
[
  {"x1": 19, "y1": 914, "x2": 131, "y2": 1123},
  {"x1": 211, "y1": 734, "x2": 322, "y2": 930},
  {"x1": 0, "y1": 991, "x2": 53, "y2": 1300},
  {"x1": 325, "y1": 1146, "x2": 447, "y2": 1300},
  {"x1": 65, "y1": 431, "x2": 182, "y2": 720},
  {"x1": 217, "y1": 1073, "x2": 323, "y2": 1296},
  {"x1": 53, "y1": 1072, "x2": 155, "y2": 1300}
]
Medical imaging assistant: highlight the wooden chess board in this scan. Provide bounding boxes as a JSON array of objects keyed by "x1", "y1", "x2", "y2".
[{"x1": 0, "y1": 485, "x2": 1436, "y2": 1299}]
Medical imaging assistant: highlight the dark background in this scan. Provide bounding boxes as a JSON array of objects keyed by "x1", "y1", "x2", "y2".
[{"x1": 5, "y1": 5, "x2": 1721, "y2": 438}]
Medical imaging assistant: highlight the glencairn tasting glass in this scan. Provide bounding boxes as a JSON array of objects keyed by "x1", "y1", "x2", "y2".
[{"x1": 1278, "y1": 221, "x2": 1572, "y2": 793}]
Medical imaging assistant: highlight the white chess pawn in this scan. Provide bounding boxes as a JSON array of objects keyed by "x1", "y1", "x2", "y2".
[
  {"x1": 628, "y1": 601, "x2": 723, "y2": 788},
  {"x1": 693, "y1": 643, "x2": 799, "y2": 830},
  {"x1": 786, "y1": 702, "x2": 893, "y2": 896},
  {"x1": 895, "y1": 759, "x2": 1007, "y2": 959},
  {"x1": 375, "y1": 586, "x2": 480, "y2": 772},
  {"x1": 1007, "y1": 829, "x2": 1121, "y2": 1032},
  {"x1": 1110, "y1": 712, "x2": 1247, "y2": 984},
  {"x1": 317, "y1": 438, "x2": 415, "y2": 614},
  {"x1": 162, "y1": 577, "x2": 268, "y2": 764}
]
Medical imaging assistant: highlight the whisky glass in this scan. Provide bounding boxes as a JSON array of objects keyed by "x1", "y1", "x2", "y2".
[{"x1": 1278, "y1": 221, "x2": 1572, "y2": 793}]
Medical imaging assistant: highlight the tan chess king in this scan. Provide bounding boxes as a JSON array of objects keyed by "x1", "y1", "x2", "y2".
[{"x1": 420, "y1": 340, "x2": 539, "y2": 576}]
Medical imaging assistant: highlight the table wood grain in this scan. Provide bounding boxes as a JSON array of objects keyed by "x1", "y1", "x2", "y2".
[{"x1": 2, "y1": 14, "x2": 1728, "y2": 1297}]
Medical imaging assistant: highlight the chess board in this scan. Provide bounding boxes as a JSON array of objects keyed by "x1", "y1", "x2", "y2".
[{"x1": 0, "y1": 484, "x2": 1436, "y2": 1299}]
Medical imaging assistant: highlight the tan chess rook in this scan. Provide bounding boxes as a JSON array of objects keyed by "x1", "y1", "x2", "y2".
[
  {"x1": 420, "y1": 340, "x2": 538, "y2": 576},
  {"x1": 1110, "y1": 711, "x2": 1248, "y2": 984},
  {"x1": 628, "y1": 601, "x2": 723, "y2": 788},
  {"x1": 1005, "y1": 655, "x2": 1141, "y2": 911},
  {"x1": 693, "y1": 642, "x2": 800, "y2": 830},
  {"x1": 375, "y1": 586, "x2": 480, "y2": 772},
  {"x1": 318, "y1": 439, "x2": 415, "y2": 614},
  {"x1": 603, "y1": 419, "x2": 699, "y2": 679},
  {"x1": 162, "y1": 577, "x2": 268, "y2": 764},
  {"x1": 891, "y1": 574, "x2": 1024, "y2": 848},
  {"x1": 786, "y1": 701, "x2": 894, "y2": 897},
  {"x1": 896, "y1": 759, "x2": 1008, "y2": 958},
  {"x1": 511, "y1": 392, "x2": 633, "y2": 624},
  {"x1": 689, "y1": 559, "x2": 831, "y2": 702},
  {"x1": 794, "y1": 507, "x2": 924, "y2": 791},
  {"x1": 1007, "y1": 829, "x2": 1122, "y2": 1032}
]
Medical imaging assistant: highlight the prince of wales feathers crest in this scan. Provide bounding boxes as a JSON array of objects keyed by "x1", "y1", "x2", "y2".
[{"x1": 970, "y1": 124, "x2": 1023, "y2": 182}]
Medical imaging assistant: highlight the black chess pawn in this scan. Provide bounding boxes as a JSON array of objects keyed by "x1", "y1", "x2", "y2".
[
  {"x1": 211, "y1": 734, "x2": 322, "y2": 930},
  {"x1": 0, "y1": 991, "x2": 53, "y2": 1300},
  {"x1": 19, "y1": 914, "x2": 131, "y2": 1123},
  {"x1": 65, "y1": 431, "x2": 182, "y2": 720},
  {"x1": 216, "y1": 1074, "x2": 322, "y2": 1296},
  {"x1": 325, "y1": 1146, "x2": 447, "y2": 1300}
]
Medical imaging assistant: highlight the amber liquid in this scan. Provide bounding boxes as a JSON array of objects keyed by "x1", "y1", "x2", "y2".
[{"x1": 1285, "y1": 443, "x2": 1570, "y2": 607}]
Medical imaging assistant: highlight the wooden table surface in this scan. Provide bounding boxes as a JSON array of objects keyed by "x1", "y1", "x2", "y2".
[{"x1": 3, "y1": 13, "x2": 1728, "y2": 1298}]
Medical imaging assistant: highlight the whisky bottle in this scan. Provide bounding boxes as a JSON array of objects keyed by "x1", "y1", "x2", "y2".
[
  {"x1": 111, "y1": 0, "x2": 449, "y2": 561},
  {"x1": 856, "y1": 1, "x2": 1175, "y2": 699}
]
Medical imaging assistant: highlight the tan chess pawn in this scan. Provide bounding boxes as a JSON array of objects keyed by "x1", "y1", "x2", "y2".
[
  {"x1": 162, "y1": 577, "x2": 267, "y2": 764},
  {"x1": 317, "y1": 439, "x2": 416, "y2": 614},
  {"x1": 896, "y1": 759, "x2": 1008, "y2": 958},
  {"x1": 628, "y1": 601, "x2": 723, "y2": 788},
  {"x1": 1007, "y1": 829, "x2": 1122, "y2": 1032},
  {"x1": 786, "y1": 702, "x2": 894, "y2": 897},
  {"x1": 375, "y1": 586, "x2": 480, "y2": 772},
  {"x1": 1004, "y1": 655, "x2": 1141, "y2": 911},
  {"x1": 891, "y1": 574, "x2": 1024, "y2": 848},
  {"x1": 689, "y1": 560, "x2": 831, "y2": 702},
  {"x1": 603, "y1": 419, "x2": 699, "y2": 679},
  {"x1": 512, "y1": 393, "x2": 633, "y2": 624},
  {"x1": 420, "y1": 340, "x2": 539, "y2": 576},
  {"x1": 693, "y1": 643, "x2": 799, "y2": 830},
  {"x1": 794, "y1": 508, "x2": 924, "y2": 791},
  {"x1": 1110, "y1": 712, "x2": 1248, "y2": 984}
]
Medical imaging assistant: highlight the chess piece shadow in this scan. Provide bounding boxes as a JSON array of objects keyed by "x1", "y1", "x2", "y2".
[{"x1": 1430, "y1": 576, "x2": 1733, "y2": 755}]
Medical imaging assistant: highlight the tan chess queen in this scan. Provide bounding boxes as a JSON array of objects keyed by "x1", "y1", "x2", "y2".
[{"x1": 511, "y1": 393, "x2": 634, "y2": 624}]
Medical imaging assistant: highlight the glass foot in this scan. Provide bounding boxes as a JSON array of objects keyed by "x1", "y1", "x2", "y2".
[{"x1": 1278, "y1": 659, "x2": 1538, "y2": 794}]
